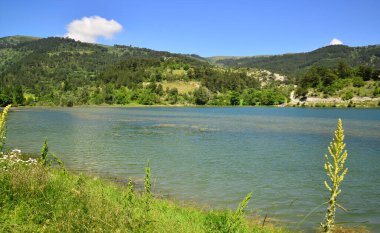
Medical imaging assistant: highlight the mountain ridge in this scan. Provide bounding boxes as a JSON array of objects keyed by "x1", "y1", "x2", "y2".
[
  {"x1": 0, "y1": 35, "x2": 41, "y2": 48},
  {"x1": 207, "y1": 44, "x2": 380, "y2": 76},
  {"x1": 2, "y1": 35, "x2": 379, "y2": 76},
  {"x1": 1, "y1": 35, "x2": 379, "y2": 107},
  {"x1": 208, "y1": 44, "x2": 380, "y2": 59}
]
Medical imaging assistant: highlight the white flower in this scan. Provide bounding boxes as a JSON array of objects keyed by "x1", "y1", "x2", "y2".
[{"x1": 12, "y1": 149, "x2": 21, "y2": 154}]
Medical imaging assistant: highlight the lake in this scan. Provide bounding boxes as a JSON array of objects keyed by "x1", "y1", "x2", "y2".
[{"x1": 6, "y1": 107, "x2": 380, "y2": 232}]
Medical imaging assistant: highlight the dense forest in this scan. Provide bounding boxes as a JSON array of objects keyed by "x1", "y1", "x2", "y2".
[
  {"x1": 295, "y1": 62, "x2": 380, "y2": 99},
  {"x1": 209, "y1": 45, "x2": 380, "y2": 76},
  {"x1": 0, "y1": 36, "x2": 379, "y2": 107},
  {"x1": 0, "y1": 36, "x2": 288, "y2": 107}
]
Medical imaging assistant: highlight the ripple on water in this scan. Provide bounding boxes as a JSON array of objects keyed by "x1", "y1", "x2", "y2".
[{"x1": 6, "y1": 107, "x2": 380, "y2": 232}]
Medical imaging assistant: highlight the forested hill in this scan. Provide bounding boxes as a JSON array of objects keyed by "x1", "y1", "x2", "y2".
[
  {"x1": 208, "y1": 45, "x2": 380, "y2": 76},
  {"x1": 1, "y1": 36, "x2": 274, "y2": 107},
  {"x1": 1, "y1": 35, "x2": 379, "y2": 107},
  {"x1": 0, "y1": 36, "x2": 206, "y2": 66},
  {"x1": 0, "y1": 36, "x2": 209, "y2": 88}
]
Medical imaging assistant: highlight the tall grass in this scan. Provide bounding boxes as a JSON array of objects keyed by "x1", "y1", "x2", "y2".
[{"x1": 0, "y1": 157, "x2": 293, "y2": 232}]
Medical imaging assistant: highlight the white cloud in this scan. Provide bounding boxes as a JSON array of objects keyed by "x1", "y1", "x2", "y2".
[
  {"x1": 65, "y1": 16, "x2": 122, "y2": 43},
  {"x1": 329, "y1": 38, "x2": 343, "y2": 45}
]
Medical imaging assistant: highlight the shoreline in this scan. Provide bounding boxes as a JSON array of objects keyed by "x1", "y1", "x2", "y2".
[
  {"x1": 9, "y1": 92, "x2": 380, "y2": 109},
  {"x1": 3, "y1": 107, "x2": 376, "y2": 232},
  {"x1": 11, "y1": 102, "x2": 380, "y2": 110},
  {"x1": 28, "y1": 163, "x2": 374, "y2": 233},
  {"x1": 288, "y1": 91, "x2": 380, "y2": 108}
]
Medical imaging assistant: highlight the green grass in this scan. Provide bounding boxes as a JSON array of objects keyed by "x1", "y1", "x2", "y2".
[
  {"x1": 0, "y1": 158, "x2": 292, "y2": 233},
  {"x1": 160, "y1": 80, "x2": 201, "y2": 94}
]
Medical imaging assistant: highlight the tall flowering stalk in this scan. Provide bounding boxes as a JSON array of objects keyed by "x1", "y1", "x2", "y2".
[
  {"x1": 144, "y1": 160, "x2": 151, "y2": 197},
  {"x1": 227, "y1": 192, "x2": 252, "y2": 232},
  {"x1": 321, "y1": 119, "x2": 348, "y2": 233},
  {"x1": 0, "y1": 105, "x2": 11, "y2": 151},
  {"x1": 40, "y1": 138, "x2": 49, "y2": 166}
]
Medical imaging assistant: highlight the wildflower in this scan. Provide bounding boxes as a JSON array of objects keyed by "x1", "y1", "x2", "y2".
[
  {"x1": 12, "y1": 149, "x2": 21, "y2": 154},
  {"x1": 0, "y1": 148, "x2": 37, "y2": 170}
]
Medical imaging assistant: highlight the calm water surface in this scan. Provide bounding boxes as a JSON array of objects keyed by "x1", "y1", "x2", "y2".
[{"x1": 6, "y1": 107, "x2": 380, "y2": 231}]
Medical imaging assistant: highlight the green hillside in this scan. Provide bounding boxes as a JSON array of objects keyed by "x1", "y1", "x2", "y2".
[
  {"x1": 208, "y1": 45, "x2": 380, "y2": 76},
  {"x1": 1, "y1": 36, "x2": 379, "y2": 107},
  {"x1": 0, "y1": 35, "x2": 41, "y2": 48},
  {"x1": 0, "y1": 36, "x2": 276, "y2": 107}
]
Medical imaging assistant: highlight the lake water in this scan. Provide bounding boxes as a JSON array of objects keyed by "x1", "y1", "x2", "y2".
[{"x1": 6, "y1": 107, "x2": 380, "y2": 232}]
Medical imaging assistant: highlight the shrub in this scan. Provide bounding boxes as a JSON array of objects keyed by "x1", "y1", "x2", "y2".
[
  {"x1": 166, "y1": 88, "x2": 179, "y2": 104},
  {"x1": 193, "y1": 86, "x2": 210, "y2": 105},
  {"x1": 0, "y1": 94, "x2": 12, "y2": 107},
  {"x1": 229, "y1": 91, "x2": 240, "y2": 105},
  {"x1": 138, "y1": 89, "x2": 159, "y2": 105},
  {"x1": 342, "y1": 91, "x2": 353, "y2": 101},
  {"x1": 295, "y1": 86, "x2": 308, "y2": 98},
  {"x1": 352, "y1": 76, "x2": 365, "y2": 87},
  {"x1": 373, "y1": 87, "x2": 380, "y2": 97}
]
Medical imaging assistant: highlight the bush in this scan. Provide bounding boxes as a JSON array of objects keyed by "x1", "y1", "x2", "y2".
[
  {"x1": 260, "y1": 89, "x2": 286, "y2": 105},
  {"x1": 193, "y1": 87, "x2": 210, "y2": 105},
  {"x1": 342, "y1": 91, "x2": 353, "y2": 101},
  {"x1": 295, "y1": 86, "x2": 308, "y2": 98},
  {"x1": 241, "y1": 89, "x2": 259, "y2": 106},
  {"x1": 0, "y1": 94, "x2": 12, "y2": 107},
  {"x1": 166, "y1": 88, "x2": 179, "y2": 104},
  {"x1": 352, "y1": 76, "x2": 365, "y2": 87},
  {"x1": 138, "y1": 89, "x2": 159, "y2": 105},
  {"x1": 229, "y1": 91, "x2": 240, "y2": 105},
  {"x1": 373, "y1": 88, "x2": 380, "y2": 97}
]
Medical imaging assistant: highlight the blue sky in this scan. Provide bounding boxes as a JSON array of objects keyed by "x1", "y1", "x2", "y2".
[{"x1": 1, "y1": 0, "x2": 379, "y2": 56}]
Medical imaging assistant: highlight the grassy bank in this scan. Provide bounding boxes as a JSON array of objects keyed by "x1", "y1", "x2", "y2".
[{"x1": 0, "y1": 152, "x2": 291, "y2": 233}]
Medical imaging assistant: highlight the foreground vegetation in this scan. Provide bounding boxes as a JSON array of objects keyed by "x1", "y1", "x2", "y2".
[
  {"x1": 0, "y1": 149, "x2": 291, "y2": 232},
  {"x1": 2, "y1": 157, "x2": 294, "y2": 232}
]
